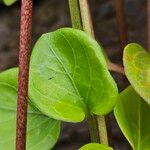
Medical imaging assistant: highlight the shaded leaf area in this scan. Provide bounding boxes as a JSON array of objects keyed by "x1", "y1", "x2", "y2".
[
  {"x1": 29, "y1": 28, "x2": 118, "y2": 122},
  {"x1": 114, "y1": 86, "x2": 150, "y2": 150},
  {"x1": 123, "y1": 43, "x2": 150, "y2": 105},
  {"x1": 79, "y1": 143, "x2": 113, "y2": 150},
  {"x1": 0, "y1": 68, "x2": 60, "y2": 150}
]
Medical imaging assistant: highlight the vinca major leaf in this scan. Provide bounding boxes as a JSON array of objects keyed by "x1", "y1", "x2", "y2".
[
  {"x1": 29, "y1": 28, "x2": 118, "y2": 122},
  {"x1": 0, "y1": 68, "x2": 60, "y2": 150},
  {"x1": 124, "y1": 43, "x2": 150, "y2": 105},
  {"x1": 3, "y1": 0, "x2": 16, "y2": 6},
  {"x1": 114, "y1": 86, "x2": 150, "y2": 150},
  {"x1": 79, "y1": 143, "x2": 113, "y2": 150}
]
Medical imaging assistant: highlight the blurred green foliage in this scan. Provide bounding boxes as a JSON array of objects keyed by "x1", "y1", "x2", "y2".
[{"x1": 3, "y1": 0, "x2": 17, "y2": 6}]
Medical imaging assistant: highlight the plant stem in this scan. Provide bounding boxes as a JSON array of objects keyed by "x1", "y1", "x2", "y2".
[
  {"x1": 69, "y1": 0, "x2": 124, "y2": 75},
  {"x1": 69, "y1": 0, "x2": 112, "y2": 145},
  {"x1": 68, "y1": 0, "x2": 82, "y2": 30},
  {"x1": 79, "y1": 0, "x2": 94, "y2": 37},
  {"x1": 16, "y1": 0, "x2": 33, "y2": 149},
  {"x1": 108, "y1": 61, "x2": 124, "y2": 74},
  {"x1": 97, "y1": 116, "x2": 109, "y2": 145},
  {"x1": 68, "y1": 0, "x2": 101, "y2": 142},
  {"x1": 88, "y1": 115, "x2": 100, "y2": 143},
  {"x1": 114, "y1": 0, "x2": 127, "y2": 52},
  {"x1": 105, "y1": 115, "x2": 114, "y2": 147},
  {"x1": 79, "y1": 0, "x2": 110, "y2": 145}
]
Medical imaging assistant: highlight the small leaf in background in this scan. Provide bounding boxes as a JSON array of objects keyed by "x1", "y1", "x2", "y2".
[
  {"x1": 0, "y1": 68, "x2": 60, "y2": 150},
  {"x1": 29, "y1": 28, "x2": 118, "y2": 122},
  {"x1": 114, "y1": 86, "x2": 150, "y2": 150},
  {"x1": 79, "y1": 143, "x2": 113, "y2": 150},
  {"x1": 3, "y1": 0, "x2": 16, "y2": 6},
  {"x1": 123, "y1": 43, "x2": 150, "y2": 105}
]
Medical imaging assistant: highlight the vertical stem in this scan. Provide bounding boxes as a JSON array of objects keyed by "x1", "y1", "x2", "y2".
[
  {"x1": 69, "y1": 0, "x2": 114, "y2": 145},
  {"x1": 69, "y1": 0, "x2": 124, "y2": 74},
  {"x1": 79, "y1": 0, "x2": 109, "y2": 145},
  {"x1": 105, "y1": 115, "x2": 114, "y2": 147},
  {"x1": 97, "y1": 116, "x2": 109, "y2": 145},
  {"x1": 147, "y1": 0, "x2": 150, "y2": 51},
  {"x1": 79, "y1": 0, "x2": 94, "y2": 37},
  {"x1": 68, "y1": 0, "x2": 100, "y2": 142},
  {"x1": 114, "y1": 0, "x2": 127, "y2": 51},
  {"x1": 16, "y1": 0, "x2": 33, "y2": 150},
  {"x1": 68, "y1": 0, "x2": 82, "y2": 30},
  {"x1": 88, "y1": 115, "x2": 100, "y2": 143}
]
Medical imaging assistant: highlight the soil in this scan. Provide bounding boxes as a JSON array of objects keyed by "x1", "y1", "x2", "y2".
[{"x1": 0, "y1": 0, "x2": 147, "y2": 149}]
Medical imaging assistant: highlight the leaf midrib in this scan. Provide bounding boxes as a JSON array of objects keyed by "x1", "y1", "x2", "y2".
[
  {"x1": 60, "y1": 31, "x2": 93, "y2": 105},
  {"x1": 44, "y1": 35, "x2": 81, "y2": 98}
]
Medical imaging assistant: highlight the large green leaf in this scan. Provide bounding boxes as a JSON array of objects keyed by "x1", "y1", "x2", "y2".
[
  {"x1": 29, "y1": 28, "x2": 118, "y2": 122},
  {"x1": 79, "y1": 143, "x2": 113, "y2": 150},
  {"x1": 123, "y1": 43, "x2": 150, "y2": 105},
  {"x1": 0, "y1": 68, "x2": 60, "y2": 150},
  {"x1": 114, "y1": 86, "x2": 150, "y2": 150},
  {"x1": 3, "y1": 0, "x2": 16, "y2": 6}
]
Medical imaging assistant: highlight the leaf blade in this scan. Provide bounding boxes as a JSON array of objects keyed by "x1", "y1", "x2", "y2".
[
  {"x1": 123, "y1": 43, "x2": 150, "y2": 104},
  {"x1": 114, "y1": 86, "x2": 150, "y2": 150},
  {"x1": 0, "y1": 68, "x2": 60, "y2": 150},
  {"x1": 29, "y1": 28, "x2": 118, "y2": 122},
  {"x1": 79, "y1": 143, "x2": 113, "y2": 150}
]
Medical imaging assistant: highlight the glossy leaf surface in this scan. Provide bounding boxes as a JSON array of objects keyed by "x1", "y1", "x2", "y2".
[
  {"x1": 124, "y1": 43, "x2": 150, "y2": 104},
  {"x1": 0, "y1": 68, "x2": 60, "y2": 150},
  {"x1": 29, "y1": 28, "x2": 118, "y2": 122},
  {"x1": 114, "y1": 86, "x2": 150, "y2": 150},
  {"x1": 79, "y1": 143, "x2": 113, "y2": 150}
]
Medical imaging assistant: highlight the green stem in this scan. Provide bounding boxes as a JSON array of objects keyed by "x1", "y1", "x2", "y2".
[
  {"x1": 88, "y1": 115, "x2": 100, "y2": 143},
  {"x1": 79, "y1": 0, "x2": 109, "y2": 145},
  {"x1": 97, "y1": 116, "x2": 109, "y2": 145},
  {"x1": 68, "y1": 0, "x2": 82, "y2": 29},
  {"x1": 79, "y1": 0, "x2": 94, "y2": 37},
  {"x1": 68, "y1": 0, "x2": 109, "y2": 145},
  {"x1": 68, "y1": 0, "x2": 101, "y2": 143}
]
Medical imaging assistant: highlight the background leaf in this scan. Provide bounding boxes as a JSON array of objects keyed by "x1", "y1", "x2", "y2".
[
  {"x1": 3, "y1": 0, "x2": 16, "y2": 6},
  {"x1": 123, "y1": 43, "x2": 150, "y2": 105},
  {"x1": 29, "y1": 28, "x2": 118, "y2": 122},
  {"x1": 79, "y1": 143, "x2": 113, "y2": 150},
  {"x1": 0, "y1": 68, "x2": 60, "y2": 150},
  {"x1": 114, "y1": 86, "x2": 150, "y2": 150}
]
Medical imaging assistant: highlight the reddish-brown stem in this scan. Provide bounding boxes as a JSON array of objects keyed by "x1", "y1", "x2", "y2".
[
  {"x1": 108, "y1": 61, "x2": 124, "y2": 74},
  {"x1": 16, "y1": 0, "x2": 33, "y2": 150},
  {"x1": 115, "y1": 0, "x2": 127, "y2": 52},
  {"x1": 147, "y1": 0, "x2": 150, "y2": 51}
]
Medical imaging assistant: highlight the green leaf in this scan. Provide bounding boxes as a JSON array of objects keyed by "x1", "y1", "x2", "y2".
[
  {"x1": 114, "y1": 86, "x2": 150, "y2": 150},
  {"x1": 29, "y1": 28, "x2": 118, "y2": 122},
  {"x1": 3, "y1": 0, "x2": 16, "y2": 6},
  {"x1": 0, "y1": 68, "x2": 60, "y2": 150},
  {"x1": 123, "y1": 43, "x2": 150, "y2": 105},
  {"x1": 79, "y1": 143, "x2": 113, "y2": 150}
]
